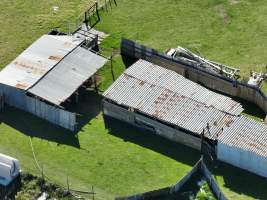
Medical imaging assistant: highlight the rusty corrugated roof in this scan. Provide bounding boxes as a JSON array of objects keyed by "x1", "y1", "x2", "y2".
[
  {"x1": 0, "y1": 34, "x2": 83, "y2": 90},
  {"x1": 28, "y1": 47, "x2": 107, "y2": 106},
  {"x1": 103, "y1": 59, "x2": 244, "y2": 139},
  {"x1": 218, "y1": 116, "x2": 267, "y2": 157}
]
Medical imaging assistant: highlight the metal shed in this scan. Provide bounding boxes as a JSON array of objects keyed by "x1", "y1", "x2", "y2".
[
  {"x1": 217, "y1": 116, "x2": 267, "y2": 178},
  {"x1": 0, "y1": 34, "x2": 107, "y2": 131},
  {"x1": 103, "y1": 59, "x2": 243, "y2": 149}
]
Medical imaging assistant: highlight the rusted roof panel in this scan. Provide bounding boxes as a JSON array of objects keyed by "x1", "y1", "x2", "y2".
[
  {"x1": 28, "y1": 47, "x2": 107, "y2": 106},
  {"x1": 0, "y1": 34, "x2": 83, "y2": 90},
  {"x1": 125, "y1": 60, "x2": 243, "y2": 115},
  {"x1": 218, "y1": 116, "x2": 267, "y2": 157},
  {"x1": 103, "y1": 59, "x2": 242, "y2": 139}
]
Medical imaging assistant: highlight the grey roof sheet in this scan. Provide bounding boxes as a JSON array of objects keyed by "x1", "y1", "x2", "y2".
[
  {"x1": 0, "y1": 35, "x2": 83, "y2": 90},
  {"x1": 28, "y1": 47, "x2": 107, "y2": 105},
  {"x1": 218, "y1": 116, "x2": 267, "y2": 157},
  {"x1": 103, "y1": 59, "x2": 242, "y2": 139}
]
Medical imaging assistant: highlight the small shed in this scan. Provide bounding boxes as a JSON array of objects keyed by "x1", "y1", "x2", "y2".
[
  {"x1": 103, "y1": 59, "x2": 243, "y2": 150},
  {"x1": 217, "y1": 116, "x2": 267, "y2": 178},
  {"x1": 0, "y1": 33, "x2": 107, "y2": 131}
]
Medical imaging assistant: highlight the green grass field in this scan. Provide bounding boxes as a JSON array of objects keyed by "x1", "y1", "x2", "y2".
[{"x1": 1, "y1": 1, "x2": 267, "y2": 200}]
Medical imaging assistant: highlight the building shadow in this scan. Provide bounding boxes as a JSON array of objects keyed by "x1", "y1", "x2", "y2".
[
  {"x1": 0, "y1": 90, "x2": 103, "y2": 148},
  {"x1": 104, "y1": 115, "x2": 200, "y2": 167},
  {"x1": 66, "y1": 89, "x2": 103, "y2": 132},
  {"x1": 0, "y1": 106, "x2": 80, "y2": 148},
  {"x1": 104, "y1": 115, "x2": 267, "y2": 200},
  {"x1": 212, "y1": 161, "x2": 267, "y2": 200},
  {"x1": 197, "y1": 82, "x2": 266, "y2": 120}
]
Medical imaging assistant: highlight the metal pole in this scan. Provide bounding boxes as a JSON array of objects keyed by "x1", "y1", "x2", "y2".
[
  {"x1": 94, "y1": 74, "x2": 98, "y2": 93},
  {"x1": 105, "y1": 0, "x2": 108, "y2": 11},
  {"x1": 67, "y1": 175, "x2": 70, "y2": 192},
  {"x1": 110, "y1": 53, "x2": 115, "y2": 82},
  {"x1": 109, "y1": 0, "x2": 112, "y2": 9}
]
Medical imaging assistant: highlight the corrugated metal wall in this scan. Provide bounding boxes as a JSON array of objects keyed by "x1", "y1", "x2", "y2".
[
  {"x1": 0, "y1": 84, "x2": 76, "y2": 131},
  {"x1": 217, "y1": 142, "x2": 267, "y2": 178},
  {"x1": 103, "y1": 100, "x2": 202, "y2": 150}
]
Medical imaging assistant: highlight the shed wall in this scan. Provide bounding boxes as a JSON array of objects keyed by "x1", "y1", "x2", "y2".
[
  {"x1": 0, "y1": 84, "x2": 76, "y2": 131},
  {"x1": 217, "y1": 142, "x2": 267, "y2": 178},
  {"x1": 103, "y1": 100, "x2": 201, "y2": 150}
]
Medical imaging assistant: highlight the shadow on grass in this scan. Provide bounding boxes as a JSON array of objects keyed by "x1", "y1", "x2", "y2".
[
  {"x1": 104, "y1": 115, "x2": 200, "y2": 167},
  {"x1": 66, "y1": 89, "x2": 103, "y2": 132},
  {"x1": 0, "y1": 106, "x2": 80, "y2": 148},
  {"x1": 0, "y1": 90, "x2": 103, "y2": 148},
  {"x1": 197, "y1": 82, "x2": 266, "y2": 120},
  {"x1": 212, "y1": 161, "x2": 267, "y2": 200},
  {"x1": 104, "y1": 116, "x2": 267, "y2": 200},
  {"x1": 232, "y1": 96, "x2": 266, "y2": 120}
]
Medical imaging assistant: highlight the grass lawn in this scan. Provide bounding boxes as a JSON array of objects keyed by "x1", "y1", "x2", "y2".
[
  {"x1": 96, "y1": 0, "x2": 267, "y2": 93},
  {"x1": 1, "y1": 0, "x2": 267, "y2": 200}
]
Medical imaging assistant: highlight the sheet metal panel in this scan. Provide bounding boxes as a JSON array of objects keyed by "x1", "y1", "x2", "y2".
[
  {"x1": 0, "y1": 83, "x2": 76, "y2": 131},
  {"x1": 124, "y1": 60, "x2": 243, "y2": 116},
  {"x1": 103, "y1": 59, "x2": 240, "y2": 139},
  {"x1": 218, "y1": 116, "x2": 267, "y2": 157},
  {"x1": 0, "y1": 35, "x2": 83, "y2": 90},
  {"x1": 28, "y1": 47, "x2": 108, "y2": 105}
]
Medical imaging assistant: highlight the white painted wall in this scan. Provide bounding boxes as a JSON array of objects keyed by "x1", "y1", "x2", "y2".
[{"x1": 217, "y1": 142, "x2": 267, "y2": 178}]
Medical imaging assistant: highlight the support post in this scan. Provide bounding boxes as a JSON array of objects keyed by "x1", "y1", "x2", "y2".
[
  {"x1": 84, "y1": 11, "x2": 88, "y2": 27},
  {"x1": 200, "y1": 129, "x2": 205, "y2": 155},
  {"x1": 109, "y1": 0, "x2": 112, "y2": 9},
  {"x1": 96, "y1": 2, "x2": 100, "y2": 20},
  {"x1": 67, "y1": 175, "x2": 70, "y2": 192},
  {"x1": 105, "y1": 0, "x2": 108, "y2": 11},
  {"x1": 110, "y1": 52, "x2": 115, "y2": 82},
  {"x1": 94, "y1": 74, "x2": 98, "y2": 93}
]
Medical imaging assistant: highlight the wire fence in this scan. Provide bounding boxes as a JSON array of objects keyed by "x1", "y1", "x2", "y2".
[
  {"x1": 28, "y1": 136, "x2": 96, "y2": 200},
  {"x1": 58, "y1": 0, "x2": 117, "y2": 35}
]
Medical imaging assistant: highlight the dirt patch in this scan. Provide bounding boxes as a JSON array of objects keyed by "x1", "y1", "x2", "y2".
[{"x1": 214, "y1": 4, "x2": 230, "y2": 24}]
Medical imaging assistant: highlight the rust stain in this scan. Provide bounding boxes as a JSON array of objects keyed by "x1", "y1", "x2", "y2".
[
  {"x1": 124, "y1": 74, "x2": 129, "y2": 80},
  {"x1": 15, "y1": 82, "x2": 28, "y2": 89},
  {"x1": 49, "y1": 55, "x2": 62, "y2": 61},
  {"x1": 223, "y1": 116, "x2": 234, "y2": 127},
  {"x1": 14, "y1": 59, "x2": 47, "y2": 75},
  {"x1": 139, "y1": 80, "x2": 145, "y2": 86},
  {"x1": 64, "y1": 42, "x2": 72, "y2": 48}
]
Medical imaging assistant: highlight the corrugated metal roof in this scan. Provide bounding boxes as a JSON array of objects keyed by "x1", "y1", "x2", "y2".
[
  {"x1": 103, "y1": 59, "x2": 242, "y2": 139},
  {"x1": 218, "y1": 116, "x2": 267, "y2": 157},
  {"x1": 0, "y1": 35, "x2": 83, "y2": 90},
  {"x1": 28, "y1": 47, "x2": 108, "y2": 105}
]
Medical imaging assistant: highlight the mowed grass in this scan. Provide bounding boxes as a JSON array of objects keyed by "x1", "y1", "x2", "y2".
[
  {"x1": 1, "y1": 1, "x2": 267, "y2": 200},
  {"x1": 96, "y1": 0, "x2": 267, "y2": 93}
]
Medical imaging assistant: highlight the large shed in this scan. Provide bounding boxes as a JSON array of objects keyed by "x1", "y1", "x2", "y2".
[
  {"x1": 0, "y1": 33, "x2": 107, "y2": 131},
  {"x1": 217, "y1": 116, "x2": 267, "y2": 178},
  {"x1": 103, "y1": 59, "x2": 243, "y2": 150}
]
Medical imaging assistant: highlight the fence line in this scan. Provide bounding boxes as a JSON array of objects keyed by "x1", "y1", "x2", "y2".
[
  {"x1": 115, "y1": 158, "x2": 227, "y2": 200},
  {"x1": 121, "y1": 38, "x2": 267, "y2": 115},
  {"x1": 59, "y1": 0, "x2": 117, "y2": 35},
  {"x1": 27, "y1": 135, "x2": 95, "y2": 199}
]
